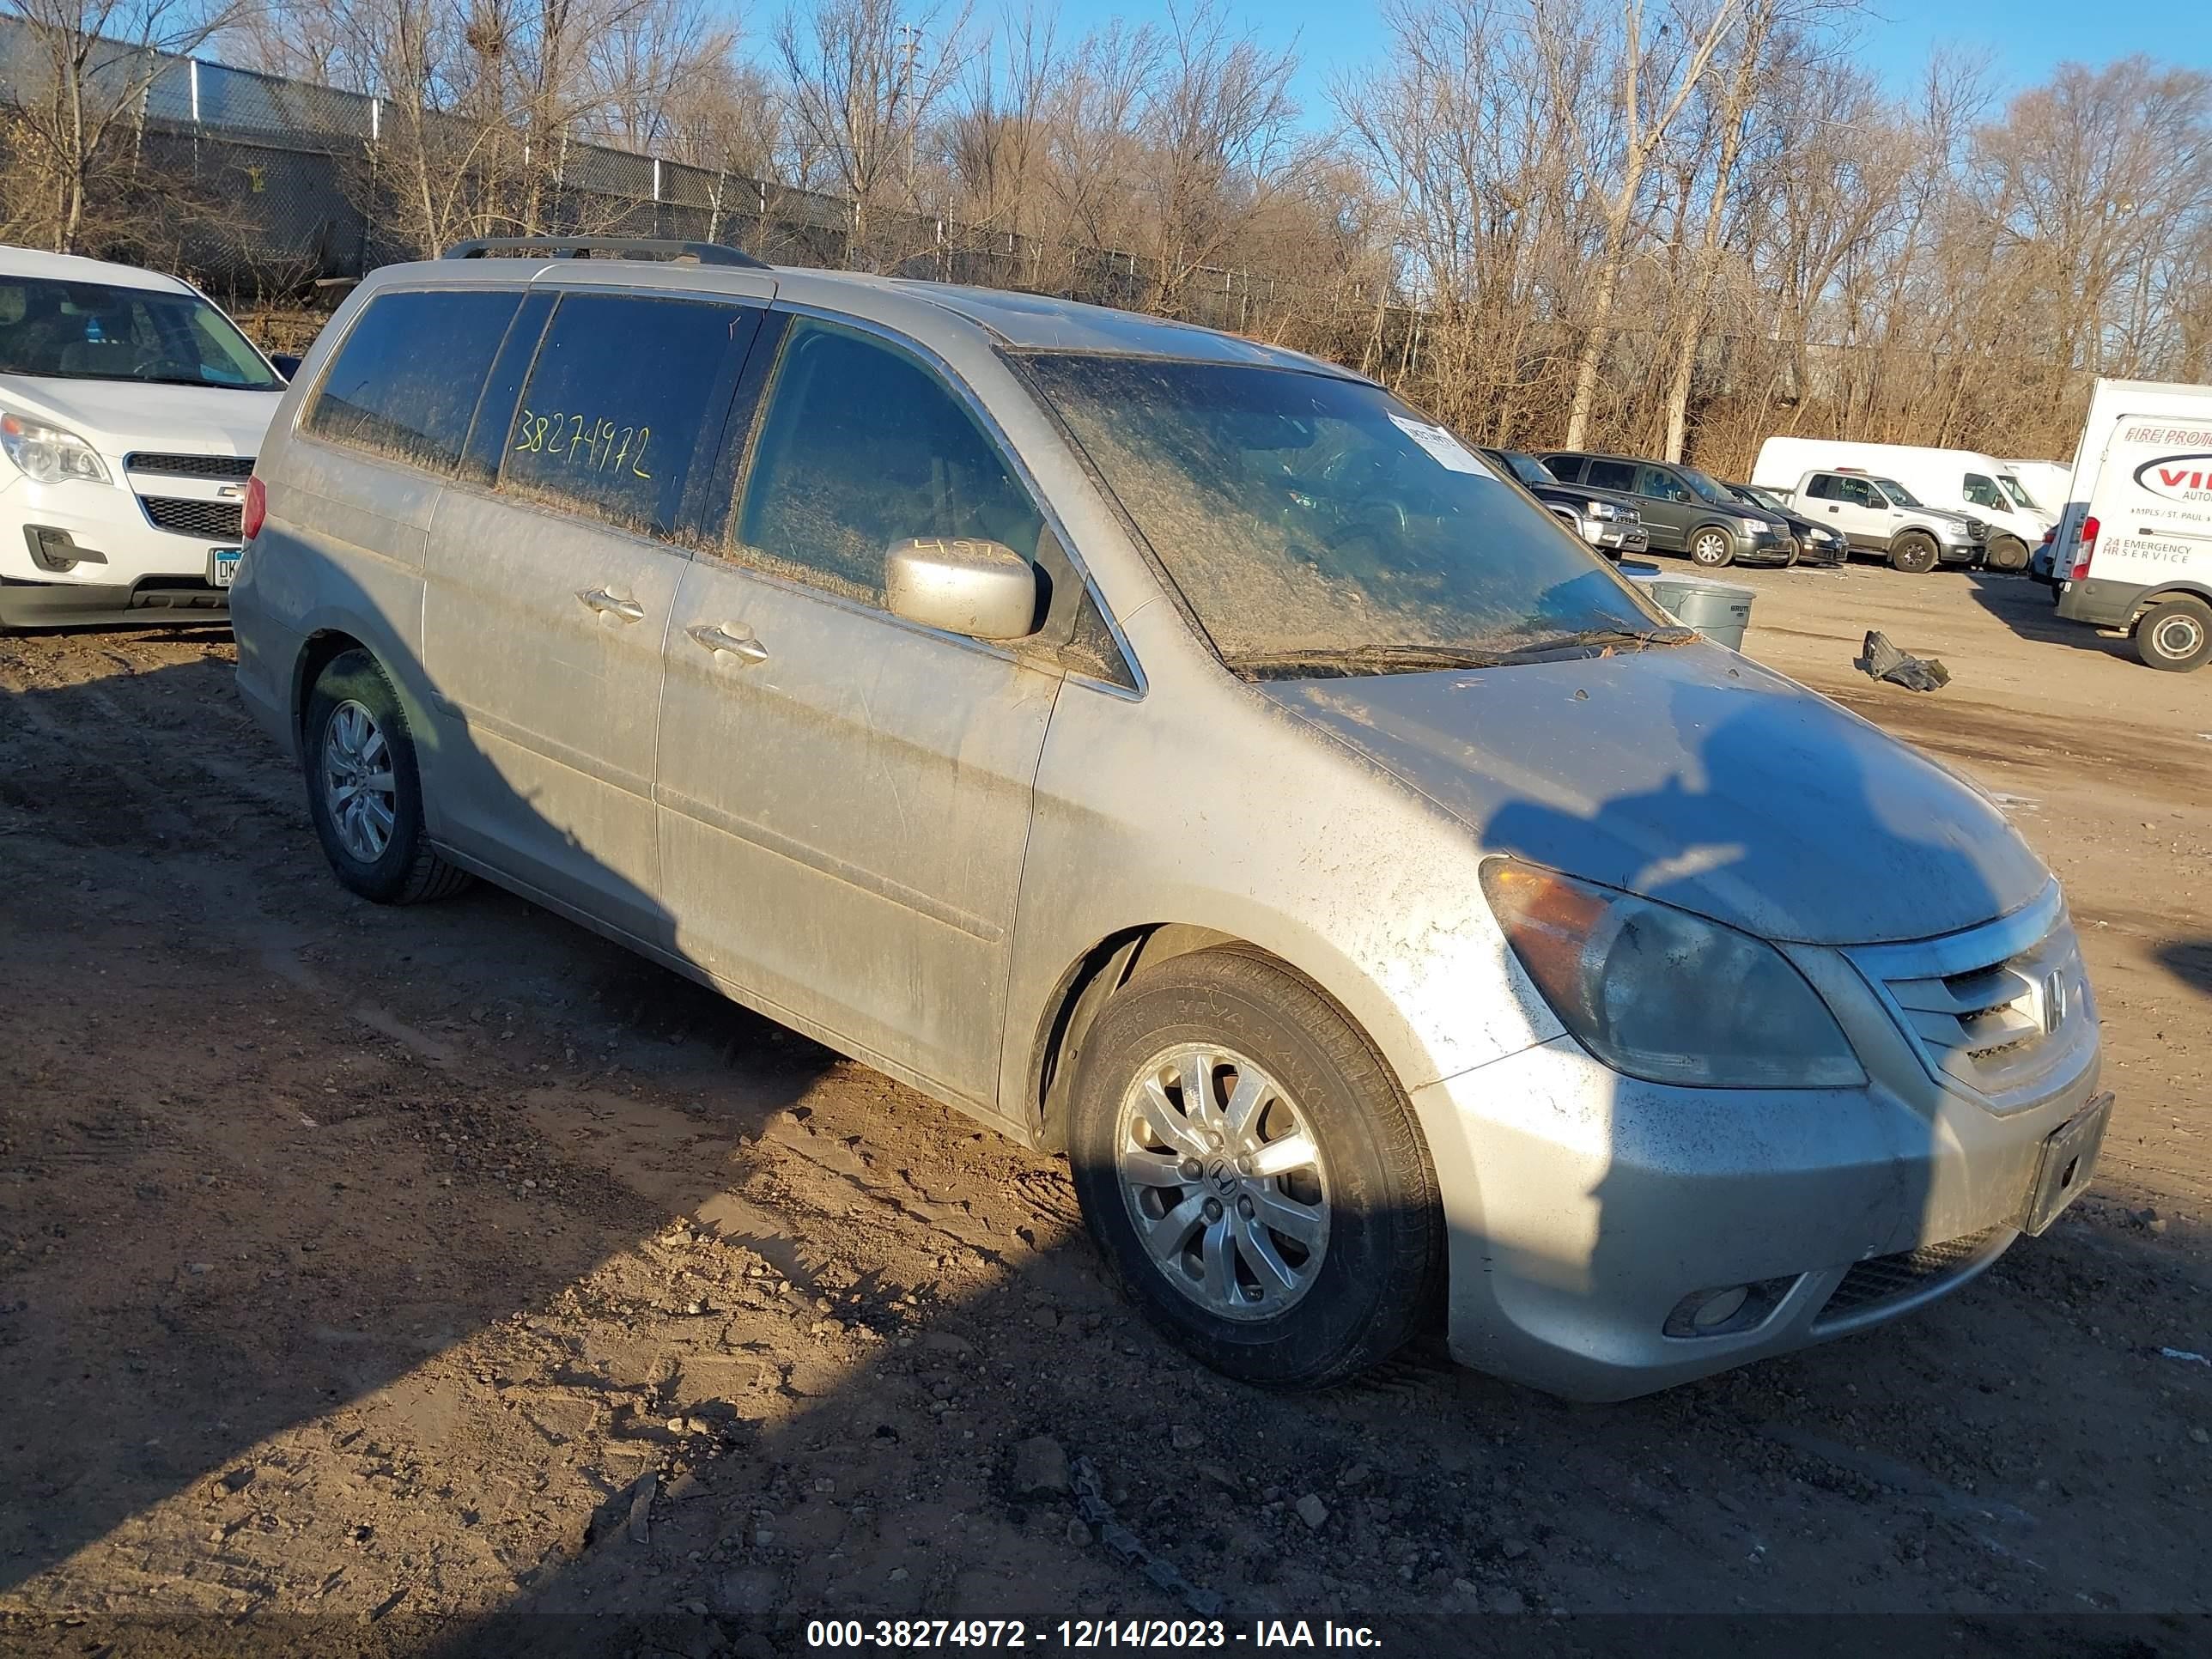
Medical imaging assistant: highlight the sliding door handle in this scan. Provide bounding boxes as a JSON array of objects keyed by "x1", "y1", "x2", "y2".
[
  {"x1": 688, "y1": 621, "x2": 769, "y2": 664},
  {"x1": 578, "y1": 586, "x2": 645, "y2": 623}
]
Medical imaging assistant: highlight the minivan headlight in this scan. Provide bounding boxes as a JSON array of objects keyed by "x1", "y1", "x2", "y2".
[
  {"x1": 1480, "y1": 861, "x2": 1865, "y2": 1089},
  {"x1": 0, "y1": 412, "x2": 110, "y2": 484}
]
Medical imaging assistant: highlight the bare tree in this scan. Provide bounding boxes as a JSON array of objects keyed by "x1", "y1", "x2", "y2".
[{"x1": 1, "y1": 0, "x2": 252, "y2": 252}]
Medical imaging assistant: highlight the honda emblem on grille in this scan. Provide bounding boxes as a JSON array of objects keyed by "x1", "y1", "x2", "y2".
[{"x1": 2043, "y1": 969, "x2": 2068, "y2": 1034}]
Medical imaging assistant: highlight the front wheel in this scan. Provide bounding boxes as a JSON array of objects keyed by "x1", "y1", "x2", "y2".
[
  {"x1": 1889, "y1": 532, "x2": 1940, "y2": 574},
  {"x1": 1068, "y1": 948, "x2": 1440, "y2": 1389},
  {"x1": 1688, "y1": 527, "x2": 1735, "y2": 568},
  {"x1": 2136, "y1": 598, "x2": 2212, "y2": 672},
  {"x1": 1985, "y1": 534, "x2": 2029, "y2": 572},
  {"x1": 302, "y1": 649, "x2": 474, "y2": 903}
]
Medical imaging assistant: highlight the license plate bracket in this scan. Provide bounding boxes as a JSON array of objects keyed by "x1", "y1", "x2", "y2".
[
  {"x1": 208, "y1": 546, "x2": 241, "y2": 588},
  {"x1": 2021, "y1": 1091, "x2": 2112, "y2": 1236}
]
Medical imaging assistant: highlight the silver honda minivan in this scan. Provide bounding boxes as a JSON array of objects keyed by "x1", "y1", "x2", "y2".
[{"x1": 231, "y1": 241, "x2": 2109, "y2": 1400}]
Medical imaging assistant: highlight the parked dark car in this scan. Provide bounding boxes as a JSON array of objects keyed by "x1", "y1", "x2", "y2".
[
  {"x1": 1724, "y1": 483, "x2": 1847, "y2": 566},
  {"x1": 1478, "y1": 447, "x2": 1649, "y2": 560},
  {"x1": 1543, "y1": 450, "x2": 1796, "y2": 568}
]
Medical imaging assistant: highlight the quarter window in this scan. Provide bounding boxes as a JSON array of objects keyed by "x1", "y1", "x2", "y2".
[
  {"x1": 307, "y1": 289, "x2": 521, "y2": 471},
  {"x1": 735, "y1": 321, "x2": 1044, "y2": 605},
  {"x1": 501, "y1": 294, "x2": 754, "y2": 538}
]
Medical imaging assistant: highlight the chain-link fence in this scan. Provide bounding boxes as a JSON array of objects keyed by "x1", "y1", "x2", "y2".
[{"x1": 0, "y1": 14, "x2": 1367, "y2": 352}]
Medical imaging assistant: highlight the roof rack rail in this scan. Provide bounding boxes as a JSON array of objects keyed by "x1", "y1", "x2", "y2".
[{"x1": 441, "y1": 237, "x2": 770, "y2": 270}]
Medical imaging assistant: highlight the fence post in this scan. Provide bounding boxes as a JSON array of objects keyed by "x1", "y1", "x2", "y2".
[{"x1": 188, "y1": 58, "x2": 200, "y2": 125}]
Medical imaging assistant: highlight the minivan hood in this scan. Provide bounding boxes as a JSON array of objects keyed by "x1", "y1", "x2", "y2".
[
  {"x1": 0, "y1": 374, "x2": 281, "y2": 459},
  {"x1": 1261, "y1": 645, "x2": 2047, "y2": 945}
]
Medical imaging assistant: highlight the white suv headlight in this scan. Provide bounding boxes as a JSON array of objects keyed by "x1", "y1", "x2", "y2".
[
  {"x1": 1481, "y1": 861, "x2": 1865, "y2": 1089},
  {"x1": 0, "y1": 412, "x2": 111, "y2": 484}
]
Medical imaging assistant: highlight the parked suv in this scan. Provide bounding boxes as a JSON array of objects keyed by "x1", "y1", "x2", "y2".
[
  {"x1": 233, "y1": 241, "x2": 2108, "y2": 1401},
  {"x1": 1542, "y1": 450, "x2": 1796, "y2": 568},
  {"x1": 1478, "y1": 447, "x2": 1648, "y2": 559},
  {"x1": 1, "y1": 244, "x2": 292, "y2": 629}
]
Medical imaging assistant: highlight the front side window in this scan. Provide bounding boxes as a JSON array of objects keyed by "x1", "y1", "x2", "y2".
[
  {"x1": 1963, "y1": 472, "x2": 2005, "y2": 509},
  {"x1": 1498, "y1": 451, "x2": 1556, "y2": 488},
  {"x1": 1023, "y1": 354, "x2": 1667, "y2": 673},
  {"x1": 736, "y1": 321, "x2": 1043, "y2": 605},
  {"x1": 501, "y1": 293, "x2": 751, "y2": 538},
  {"x1": 1639, "y1": 465, "x2": 1691, "y2": 502},
  {"x1": 307, "y1": 289, "x2": 520, "y2": 471},
  {"x1": 1837, "y1": 477, "x2": 1881, "y2": 508},
  {"x1": 1875, "y1": 476, "x2": 1922, "y2": 507},
  {"x1": 0, "y1": 275, "x2": 280, "y2": 390}
]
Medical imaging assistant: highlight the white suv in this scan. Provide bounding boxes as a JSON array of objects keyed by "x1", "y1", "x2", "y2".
[{"x1": 0, "y1": 246, "x2": 289, "y2": 629}]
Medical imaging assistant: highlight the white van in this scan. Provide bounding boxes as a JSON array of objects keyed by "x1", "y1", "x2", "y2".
[
  {"x1": 2002, "y1": 459, "x2": 2072, "y2": 519},
  {"x1": 2051, "y1": 377, "x2": 2212, "y2": 672},
  {"x1": 1752, "y1": 436, "x2": 2050, "y2": 570}
]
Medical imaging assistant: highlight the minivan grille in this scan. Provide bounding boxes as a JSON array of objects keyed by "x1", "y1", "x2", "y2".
[
  {"x1": 1852, "y1": 896, "x2": 2094, "y2": 1109},
  {"x1": 1816, "y1": 1227, "x2": 2005, "y2": 1326},
  {"x1": 141, "y1": 496, "x2": 244, "y2": 539},
  {"x1": 125, "y1": 452, "x2": 255, "y2": 480}
]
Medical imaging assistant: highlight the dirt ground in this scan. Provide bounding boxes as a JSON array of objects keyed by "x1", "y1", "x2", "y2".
[{"x1": 1, "y1": 562, "x2": 2208, "y2": 1657}]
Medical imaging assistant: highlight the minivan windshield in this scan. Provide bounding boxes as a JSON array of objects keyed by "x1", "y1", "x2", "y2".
[
  {"x1": 0, "y1": 276, "x2": 279, "y2": 390},
  {"x1": 1674, "y1": 464, "x2": 1741, "y2": 507},
  {"x1": 1024, "y1": 354, "x2": 1677, "y2": 674}
]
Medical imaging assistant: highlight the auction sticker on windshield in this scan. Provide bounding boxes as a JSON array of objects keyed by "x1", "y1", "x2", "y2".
[{"x1": 1387, "y1": 414, "x2": 1495, "y2": 477}]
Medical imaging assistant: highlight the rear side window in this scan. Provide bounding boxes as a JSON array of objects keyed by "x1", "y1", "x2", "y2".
[
  {"x1": 1545, "y1": 454, "x2": 1584, "y2": 482},
  {"x1": 1585, "y1": 459, "x2": 1636, "y2": 492},
  {"x1": 501, "y1": 294, "x2": 755, "y2": 538},
  {"x1": 1807, "y1": 474, "x2": 1838, "y2": 500},
  {"x1": 306, "y1": 289, "x2": 520, "y2": 472},
  {"x1": 735, "y1": 320, "x2": 1043, "y2": 605}
]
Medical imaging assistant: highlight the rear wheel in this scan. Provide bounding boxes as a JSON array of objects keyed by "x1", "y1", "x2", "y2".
[
  {"x1": 1889, "y1": 532, "x2": 1939, "y2": 574},
  {"x1": 1985, "y1": 533, "x2": 2029, "y2": 573},
  {"x1": 2135, "y1": 598, "x2": 2212, "y2": 673},
  {"x1": 302, "y1": 649, "x2": 473, "y2": 903},
  {"x1": 1068, "y1": 948, "x2": 1439, "y2": 1389},
  {"x1": 1688, "y1": 527, "x2": 1735, "y2": 568}
]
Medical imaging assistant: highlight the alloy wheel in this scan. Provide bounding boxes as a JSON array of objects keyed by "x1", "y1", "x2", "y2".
[
  {"x1": 320, "y1": 699, "x2": 398, "y2": 863},
  {"x1": 1115, "y1": 1043, "x2": 1331, "y2": 1322}
]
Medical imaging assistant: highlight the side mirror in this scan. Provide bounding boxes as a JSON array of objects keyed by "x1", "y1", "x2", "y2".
[
  {"x1": 270, "y1": 353, "x2": 303, "y2": 382},
  {"x1": 884, "y1": 538, "x2": 1040, "y2": 641}
]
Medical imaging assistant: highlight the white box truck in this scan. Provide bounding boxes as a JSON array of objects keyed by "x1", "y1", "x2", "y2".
[
  {"x1": 2050, "y1": 378, "x2": 2212, "y2": 672},
  {"x1": 1751, "y1": 437, "x2": 2052, "y2": 569}
]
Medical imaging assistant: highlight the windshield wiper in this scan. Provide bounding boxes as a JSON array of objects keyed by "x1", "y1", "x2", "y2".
[
  {"x1": 1487, "y1": 626, "x2": 1697, "y2": 663},
  {"x1": 1227, "y1": 644, "x2": 1522, "y2": 679}
]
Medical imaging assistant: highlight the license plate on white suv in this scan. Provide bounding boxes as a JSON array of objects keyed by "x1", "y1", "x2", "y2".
[{"x1": 209, "y1": 547, "x2": 241, "y2": 587}]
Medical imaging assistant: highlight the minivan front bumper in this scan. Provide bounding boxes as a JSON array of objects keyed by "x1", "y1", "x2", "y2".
[{"x1": 1414, "y1": 892, "x2": 2102, "y2": 1401}]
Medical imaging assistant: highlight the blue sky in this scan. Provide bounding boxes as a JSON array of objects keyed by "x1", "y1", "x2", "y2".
[{"x1": 1037, "y1": 0, "x2": 2212, "y2": 126}]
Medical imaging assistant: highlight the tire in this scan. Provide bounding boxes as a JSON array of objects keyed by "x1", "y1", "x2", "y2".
[
  {"x1": 1688, "y1": 526, "x2": 1735, "y2": 568},
  {"x1": 1889, "y1": 532, "x2": 1939, "y2": 574},
  {"x1": 2134, "y1": 598, "x2": 2212, "y2": 673},
  {"x1": 301, "y1": 648, "x2": 473, "y2": 903},
  {"x1": 1986, "y1": 533, "x2": 2028, "y2": 573},
  {"x1": 1067, "y1": 947, "x2": 1440, "y2": 1389}
]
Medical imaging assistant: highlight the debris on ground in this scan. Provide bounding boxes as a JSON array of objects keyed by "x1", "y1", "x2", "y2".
[{"x1": 1855, "y1": 629, "x2": 1951, "y2": 690}]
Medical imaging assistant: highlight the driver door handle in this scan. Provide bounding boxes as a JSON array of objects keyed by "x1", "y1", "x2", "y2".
[
  {"x1": 578, "y1": 586, "x2": 645, "y2": 623},
  {"x1": 689, "y1": 621, "x2": 769, "y2": 664}
]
